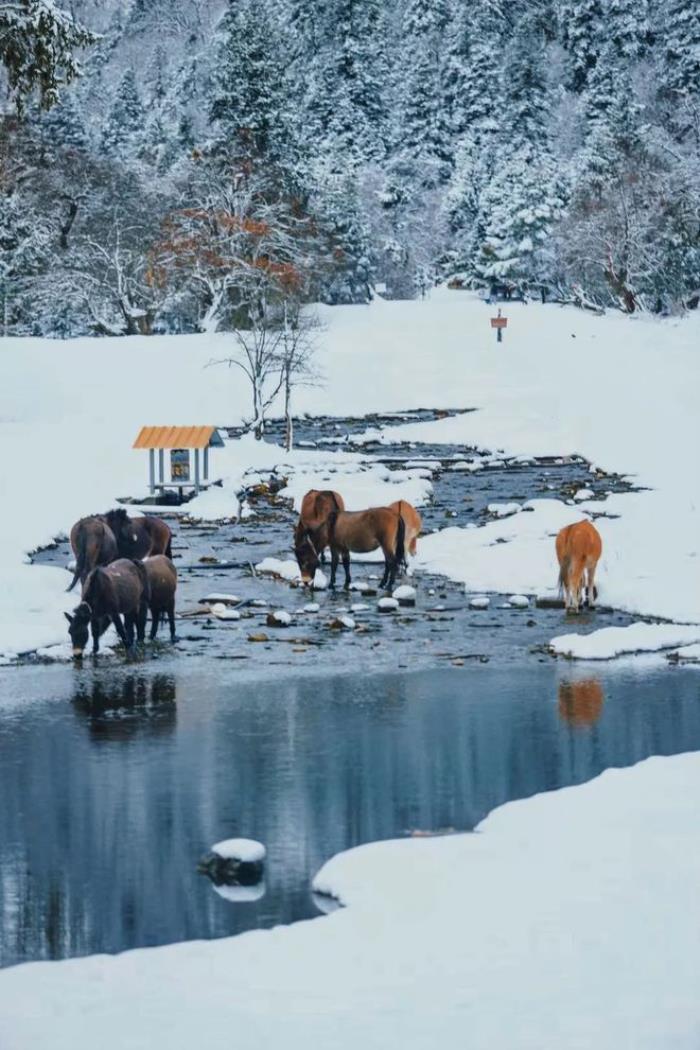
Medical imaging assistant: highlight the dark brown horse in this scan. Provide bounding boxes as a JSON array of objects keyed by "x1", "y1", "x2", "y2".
[
  {"x1": 294, "y1": 490, "x2": 345, "y2": 571},
  {"x1": 144, "y1": 555, "x2": 178, "y2": 642},
  {"x1": 67, "y1": 516, "x2": 118, "y2": 592},
  {"x1": 65, "y1": 559, "x2": 149, "y2": 658},
  {"x1": 103, "y1": 508, "x2": 173, "y2": 560},
  {"x1": 297, "y1": 507, "x2": 405, "y2": 591}
]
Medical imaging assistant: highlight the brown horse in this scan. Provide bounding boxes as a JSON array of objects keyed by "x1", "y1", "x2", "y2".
[
  {"x1": 297, "y1": 507, "x2": 405, "y2": 590},
  {"x1": 144, "y1": 555, "x2": 178, "y2": 642},
  {"x1": 104, "y1": 508, "x2": 173, "y2": 560},
  {"x1": 556, "y1": 520, "x2": 602, "y2": 612},
  {"x1": 389, "y1": 500, "x2": 422, "y2": 564},
  {"x1": 65, "y1": 559, "x2": 149, "y2": 658},
  {"x1": 67, "y1": 516, "x2": 118, "y2": 592},
  {"x1": 294, "y1": 490, "x2": 345, "y2": 568}
]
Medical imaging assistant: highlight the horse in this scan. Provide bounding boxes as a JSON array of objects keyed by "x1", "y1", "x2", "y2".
[
  {"x1": 65, "y1": 558, "x2": 149, "y2": 658},
  {"x1": 297, "y1": 507, "x2": 406, "y2": 591},
  {"x1": 67, "y1": 516, "x2": 118, "y2": 592},
  {"x1": 103, "y1": 508, "x2": 173, "y2": 560},
  {"x1": 294, "y1": 490, "x2": 345, "y2": 568},
  {"x1": 388, "y1": 500, "x2": 422, "y2": 566},
  {"x1": 556, "y1": 520, "x2": 602, "y2": 613},
  {"x1": 143, "y1": 555, "x2": 178, "y2": 642}
]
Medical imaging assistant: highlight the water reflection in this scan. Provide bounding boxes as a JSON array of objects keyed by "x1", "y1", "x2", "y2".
[
  {"x1": 73, "y1": 673, "x2": 177, "y2": 741},
  {"x1": 0, "y1": 663, "x2": 698, "y2": 968},
  {"x1": 558, "y1": 679, "x2": 604, "y2": 727}
]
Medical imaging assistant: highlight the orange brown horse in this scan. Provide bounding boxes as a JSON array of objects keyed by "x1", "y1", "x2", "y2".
[
  {"x1": 389, "y1": 500, "x2": 422, "y2": 564},
  {"x1": 556, "y1": 520, "x2": 602, "y2": 612},
  {"x1": 296, "y1": 507, "x2": 405, "y2": 590}
]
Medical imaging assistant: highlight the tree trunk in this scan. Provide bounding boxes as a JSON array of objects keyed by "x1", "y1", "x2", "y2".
[{"x1": 284, "y1": 369, "x2": 293, "y2": 452}]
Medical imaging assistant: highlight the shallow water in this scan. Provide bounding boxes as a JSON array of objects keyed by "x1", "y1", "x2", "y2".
[{"x1": 1, "y1": 658, "x2": 698, "y2": 968}]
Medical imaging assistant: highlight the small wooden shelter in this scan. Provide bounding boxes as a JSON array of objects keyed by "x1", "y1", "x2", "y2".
[{"x1": 133, "y1": 426, "x2": 224, "y2": 497}]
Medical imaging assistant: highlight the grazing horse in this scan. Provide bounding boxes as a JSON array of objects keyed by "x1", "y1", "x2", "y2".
[
  {"x1": 389, "y1": 500, "x2": 422, "y2": 565},
  {"x1": 144, "y1": 555, "x2": 178, "y2": 642},
  {"x1": 65, "y1": 558, "x2": 149, "y2": 658},
  {"x1": 104, "y1": 508, "x2": 173, "y2": 560},
  {"x1": 297, "y1": 507, "x2": 405, "y2": 591},
  {"x1": 294, "y1": 490, "x2": 345, "y2": 569},
  {"x1": 556, "y1": 520, "x2": 602, "y2": 613},
  {"x1": 67, "y1": 516, "x2": 118, "y2": 592}
]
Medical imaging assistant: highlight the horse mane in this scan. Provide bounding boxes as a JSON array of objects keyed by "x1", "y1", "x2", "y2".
[{"x1": 105, "y1": 507, "x2": 129, "y2": 527}]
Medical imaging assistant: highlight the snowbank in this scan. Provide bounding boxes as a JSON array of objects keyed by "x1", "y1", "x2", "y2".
[
  {"x1": 550, "y1": 622, "x2": 700, "y2": 660},
  {"x1": 1, "y1": 754, "x2": 698, "y2": 1049}
]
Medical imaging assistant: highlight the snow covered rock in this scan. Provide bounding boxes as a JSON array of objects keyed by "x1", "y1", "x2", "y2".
[
  {"x1": 469, "y1": 596, "x2": 490, "y2": 610},
  {"x1": 210, "y1": 603, "x2": 241, "y2": 621},
  {"x1": 202, "y1": 593, "x2": 241, "y2": 606},
  {"x1": 267, "y1": 610, "x2": 292, "y2": 627},
  {"x1": 574, "y1": 488, "x2": 595, "y2": 502},
  {"x1": 508, "y1": 595, "x2": 530, "y2": 609},
  {"x1": 392, "y1": 584, "x2": 416, "y2": 606},
  {"x1": 378, "y1": 597, "x2": 399, "y2": 613},
  {"x1": 487, "y1": 502, "x2": 520, "y2": 518},
  {"x1": 303, "y1": 602, "x2": 320, "y2": 614},
  {"x1": 213, "y1": 882, "x2": 266, "y2": 903},
  {"x1": 198, "y1": 838, "x2": 266, "y2": 888},
  {"x1": 329, "y1": 616, "x2": 355, "y2": 630},
  {"x1": 350, "y1": 603, "x2": 369, "y2": 613}
]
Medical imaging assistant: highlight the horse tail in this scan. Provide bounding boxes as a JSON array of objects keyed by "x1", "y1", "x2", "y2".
[
  {"x1": 329, "y1": 491, "x2": 340, "y2": 511},
  {"x1": 67, "y1": 526, "x2": 87, "y2": 592},
  {"x1": 394, "y1": 513, "x2": 406, "y2": 569},
  {"x1": 326, "y1": 509, "x2": 339, "y2": 545},
  {"x1": 165, "y1": 533, "x2": 173, "y2": 560}
]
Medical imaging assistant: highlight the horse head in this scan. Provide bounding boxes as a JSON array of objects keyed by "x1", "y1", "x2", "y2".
[
  {"x1": 65, "y1": 601, "x2": 91, "y2": 658},
  {"x1": 295, "y1": 529, "x2": 320, "y2": 587}
]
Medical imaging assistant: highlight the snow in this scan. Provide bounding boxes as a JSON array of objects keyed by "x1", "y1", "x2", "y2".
[
  {"x1": 392, "y1": 584, "x2": 416, "y2": 601},
  {"x1": 1, "y1": 753, "x2": 698, "y2": 1049},
  {"x1": 574, "y1": 487, "x2": 595, "y2": 501},
  {"x1": 211, "y1": 839, "x2": 267, "y2": 864},
  {"x1": 469, "y1": 596, "x2": 490, "y2": 609},
  {"x1": 550, "y1": 622, "x2": 700, "y2": 660},
  {"x1": 268, "y1": 610, "x2": 292, "y2": 627},
  {"x1": 377, "y1": 597, "x2": 399, "y2": 612},
  {"x1": 212, "y1": 882, "x2": 266, "y2": 904},
  {"x1": 209, "y1": 604, "x2": 240, "y2": 621},
  {"x1": 487, "y1": 501, "x2": 521, "y2": 517},
  {"x1": 507, "y1": 594, "x2": 530, "y2": 608},
  {"x1": 202, "y1": 593, "x2": 241, "y2": 605},
  {"x1": 302, "y1": 602, "x2": 320, "y2": 614}
]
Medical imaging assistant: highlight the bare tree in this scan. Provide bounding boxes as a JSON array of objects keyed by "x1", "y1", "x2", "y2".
[{"x1": 277, "y1": 301, "x2": 323, "y2": 451}]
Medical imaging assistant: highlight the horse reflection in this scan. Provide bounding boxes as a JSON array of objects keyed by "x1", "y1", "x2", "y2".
[
  {"x1": 73, "y1": 674, "x2": 177, "y2": 741},
  {"x1": 558, "y1": 679, "x2": 604, "y2": 727}
]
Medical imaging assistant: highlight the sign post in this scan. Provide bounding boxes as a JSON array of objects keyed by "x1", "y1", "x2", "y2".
[{"x1": 490, "y1": 308, "x2": 508, "y2": 344}]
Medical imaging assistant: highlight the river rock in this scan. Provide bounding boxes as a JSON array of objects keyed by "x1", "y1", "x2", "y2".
[
  {"x1": 201, "y1": 593, "x2": 241, "y2": 605},
  {"x1": 378, "y1": 597, "x2": 399, "y2": 613},
  {"x1": 329, "y1": 615, "x2": 355, "y2": 630},
  {"x1": 393, "y1": 585, "x2": 417, "y2": 606},
  {"x1": 574, "y1": 488, "x2": 595, "y2": 501},
  {"x1": 469, "y1": 596, "x2": 490, "y2": 610},
  {"x1": 198, "y1": 838, "x2": 266, "y2": 887},
  {"x1": 267, "y1": 610, "x2": 292, "y2": 627},
  {"x1": 210, "y1": 603, "x2": 241, "y2": 621},
  {"x1": 303, "y1": 602, "x2": 320, "y2": 613},
  {"x1": 508, "y1": 594, "x2": 530, "y2": 609}
]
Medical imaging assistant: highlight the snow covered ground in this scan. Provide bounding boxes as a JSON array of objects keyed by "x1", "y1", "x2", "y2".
[
  {"x1": 1, "y1": 290, "x2": 699, "y2": 661},
  {"x1": 0, "y1": 752, "x2": 698, "y2": 1049}
]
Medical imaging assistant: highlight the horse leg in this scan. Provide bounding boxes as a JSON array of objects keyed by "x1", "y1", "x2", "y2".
[
  {"x1": 137, "y1": 598, "x2": 148, "y2": 644},
  {"x1": 149, "y1": 608, "x2": 159, "y2": 641},
  {"x1": 342, "y1": 551, "x2": 351, "y2": 590},
  {"x1": 91, "y1": 616, "x2": 101, "y2": 655},
  {"x1": 123, "y1": 613, "x2": 136, "y2": 652},
  {"x1": 110, "y1": 613, "x2": 129, "y2": 650},
  {"x1": 329, "y1": 548, "x2": 339, "y2": 590},
  {"x1": 587, "y1": 560, "x2": 598, "y2": 608},
  {"x1": 167, "y1": 602, "x2": 177, "y2": 643}
]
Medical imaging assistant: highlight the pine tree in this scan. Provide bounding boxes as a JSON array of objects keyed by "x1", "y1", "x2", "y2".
[
  {"x1": 41, "y1": 90, "x2": 89, "y2": 153},
  {"x1": 663, "y1": 0, "x2": 700, "y2": 98},
  {"x1": 209, "y1": 0, "x2": 295, "y2": 172},
  {"x1": 559, "y1": 0, "x2": 604, "y2": 91},
  {"x1": 101, "y1": 68, "x2": 146, "y2": 159},
  {"x1": 315, "y1": 171, "x2": 373, "y2": 303},
  {"x1": 397, "y1": 0, "x2": 451, "y2": 176}
]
